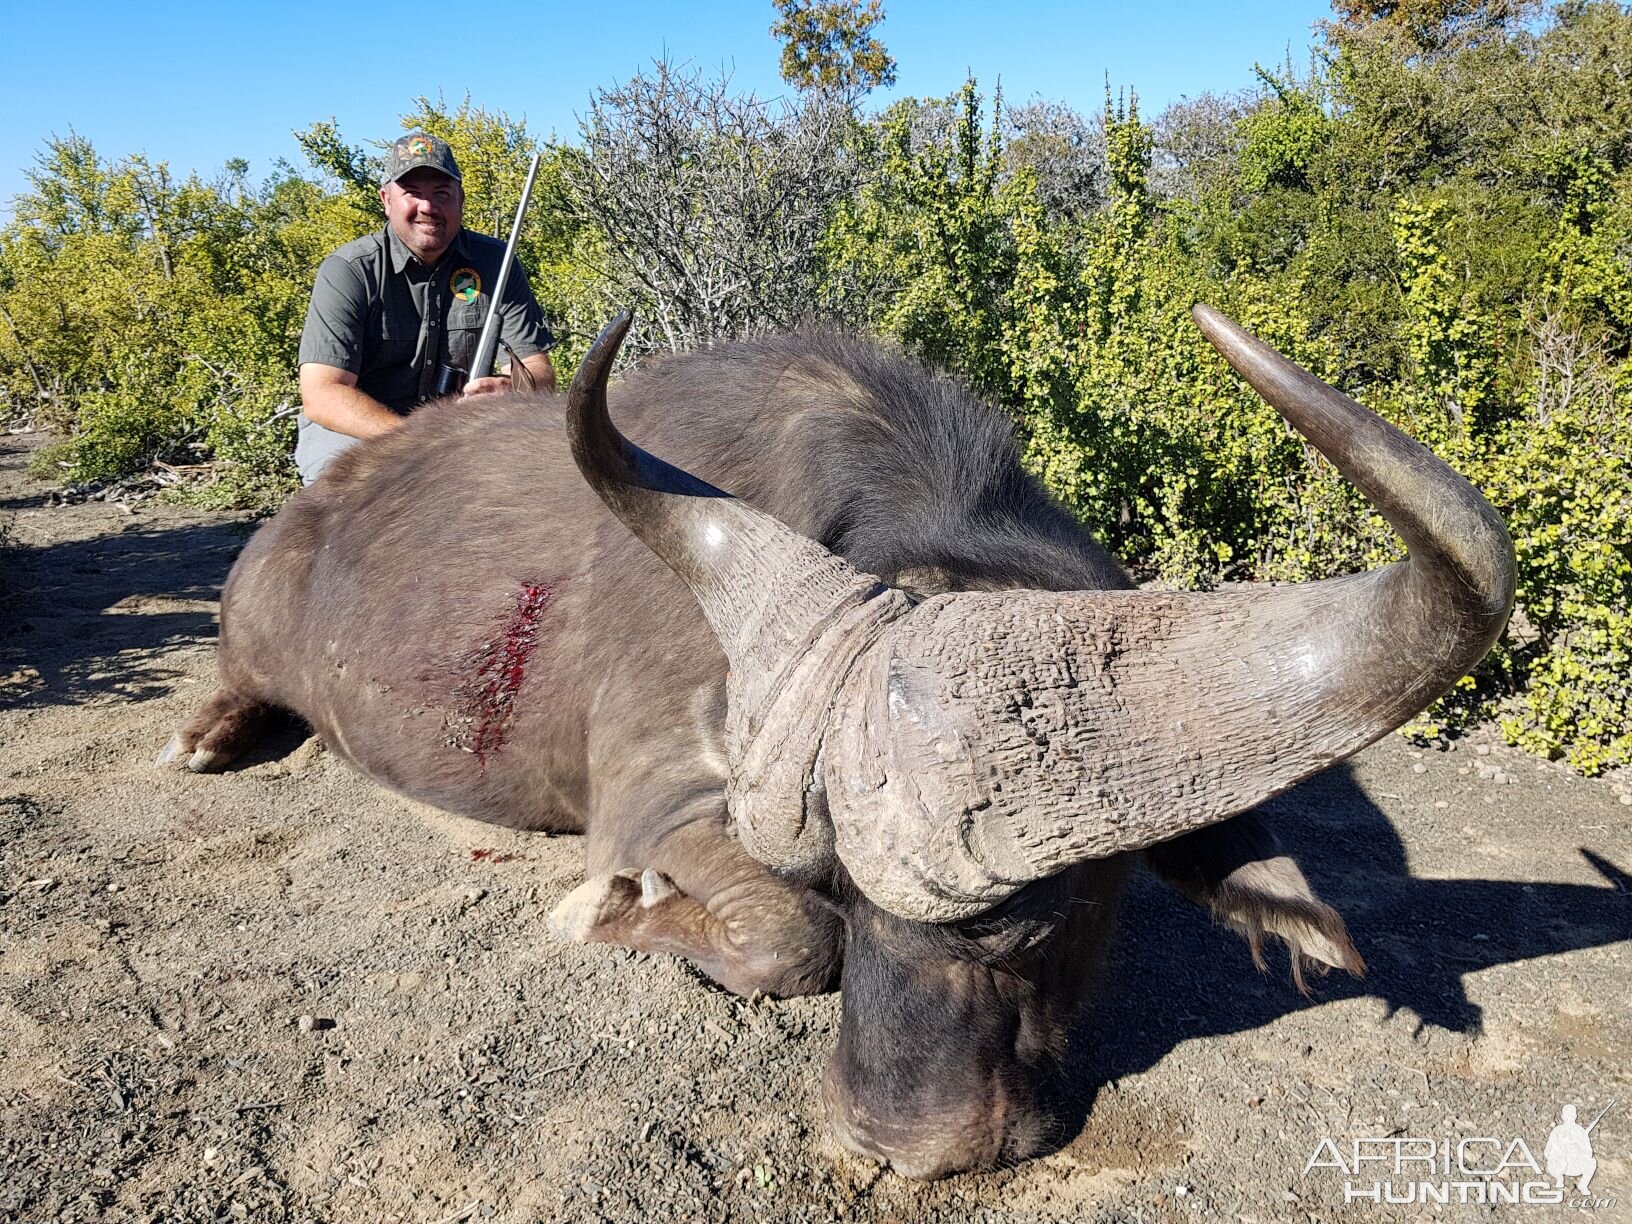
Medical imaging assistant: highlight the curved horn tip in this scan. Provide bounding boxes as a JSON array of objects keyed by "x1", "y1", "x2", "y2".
[
  {"x1": 1190, "y1": 301, "x2": 1250, "y2": 352},
  {"x1": 566, "y1": 311, "x2": 636, "y2": 477},
  {"x1": 575, "y1": 310, "x2": 633, "y2": 389}
]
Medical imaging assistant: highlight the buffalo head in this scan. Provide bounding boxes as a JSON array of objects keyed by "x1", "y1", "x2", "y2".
[{"x1": 562, "y1": 308, "x2": 1515, "y2": 1178}]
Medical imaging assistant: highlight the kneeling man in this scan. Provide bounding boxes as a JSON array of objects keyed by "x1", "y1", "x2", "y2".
[{"x1": 295, "y1": 131, "x2": 557, "y2": 484}]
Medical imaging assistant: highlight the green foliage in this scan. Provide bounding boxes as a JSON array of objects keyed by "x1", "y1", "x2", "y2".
[
  {"x1": 1237, "y1": 68, "x2": 1330, "y2": 193},
  {"x1": 1, "y1": 135, "x2": 336, "y2": 500},
  {"x1": 770, "y1": 0, "x2": 897, "y2": 99},
  {"x1": 1475, "y1": 396, "x2": 1631, "y2": 772},
  {"x1": 819, "y1": 8, "x2": 1631, "y2": 770},
  {"x1": 1328, "y1": 0, "x2": 1533, "y2": 53},
  {"x1": 1537, "y1": 144, "x2": 1632, "y2": 331},
  {"x1": 291, "y1": 120, "x2": 382, "y2": 230},
  {"x1": 822, "y1": 81, "x2": 1019, "y2": 395},
  {"x1": 1390, "y1": 194, "x2": 1499, "y2": 428}
]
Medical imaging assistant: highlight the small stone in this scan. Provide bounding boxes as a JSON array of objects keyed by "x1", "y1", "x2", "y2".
[
  {"x1": 1434, "y1": 801, "x2": 1449, "y2": 809},
  {"x1": 1620, "y1": 794, "x2": 1631, "y2": 806},
  {"x1": 1491, "y1": 771, "x2": 1508, "y2": 785},
  {"x1": 464, "y1": 887, "x2": 486, "y2": 904},
  {"x1": 1412, "y1": 763, "x2": 1428, "y2": 775},
  {"x1": 297, "y1": 1014, "x2": 323, "y2": 1033},
  {"x1": 1475, "y1": 745, "x2": 1491, "y2": 756}
]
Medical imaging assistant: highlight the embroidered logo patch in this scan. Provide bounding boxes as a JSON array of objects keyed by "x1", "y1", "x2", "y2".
[
  {"x1": 450, "y1": 268, "x2": 481, "y2": 303},
  {"x1": 408, "y1": 136, "x2": 432, "y2": 158}
]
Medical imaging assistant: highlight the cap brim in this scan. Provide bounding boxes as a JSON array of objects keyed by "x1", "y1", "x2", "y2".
[{"x1": 383, "y1": 163, "x2": 462, "y2": 186}]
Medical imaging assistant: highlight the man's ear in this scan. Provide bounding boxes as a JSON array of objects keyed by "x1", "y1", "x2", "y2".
[{"x1": 1144, "y1": 812, "x2": 1364, "y2": 993}]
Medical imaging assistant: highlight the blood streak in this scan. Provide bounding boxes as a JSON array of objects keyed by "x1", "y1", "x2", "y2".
[{"x1": 463, "y1": 581, "x2": 554, "y2": 767}]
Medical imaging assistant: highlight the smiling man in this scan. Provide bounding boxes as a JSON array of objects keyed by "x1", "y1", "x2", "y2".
[{"x1": 293, "y1": 131, "x2": 557, "y2": 485}]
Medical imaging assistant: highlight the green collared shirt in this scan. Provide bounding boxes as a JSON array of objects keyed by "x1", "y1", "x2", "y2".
[{"x1": 298, "y1": 225, "x2": 555, "y2": 412}]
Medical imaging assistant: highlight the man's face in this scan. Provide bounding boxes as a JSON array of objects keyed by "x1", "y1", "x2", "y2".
[{"x1": 381, "y1": 168, "x2": 464, "y2": 264}]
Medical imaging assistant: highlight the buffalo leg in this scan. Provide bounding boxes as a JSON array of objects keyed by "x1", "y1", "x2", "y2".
[
  {"x1": 550, "y1": 814, "x2": 842, "y2": 999},
  {"x1": 1144, "y1": 810, "x2": 1364, "y2": 992},
  {"x1": 156, "y1": 686, "x2": 272, "y2": 773}
]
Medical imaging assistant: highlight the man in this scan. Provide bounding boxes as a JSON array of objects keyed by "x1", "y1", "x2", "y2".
[
  {"x1": 294, "y1": 132, "x2": 557, "y2": 484},
  {"x1": 1544, "y1": 1103, "x2": 1599, "y2": 1195}
]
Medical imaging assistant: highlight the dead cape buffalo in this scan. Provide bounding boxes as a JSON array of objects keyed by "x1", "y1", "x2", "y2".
[{"x1": 160, "y1": 305, "x2": 1514, "y2": 1180}]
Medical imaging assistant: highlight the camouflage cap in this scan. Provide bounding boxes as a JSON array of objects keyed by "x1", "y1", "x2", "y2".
[{"x1": 381, "y1": 132, "x2": 462, "y2": 186}]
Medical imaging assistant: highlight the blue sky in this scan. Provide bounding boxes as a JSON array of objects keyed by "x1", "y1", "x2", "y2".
[{"x1": 4, "y1": 0, "x2": 1333, "y2": 212}]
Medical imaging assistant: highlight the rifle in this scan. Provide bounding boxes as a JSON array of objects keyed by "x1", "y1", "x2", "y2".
[
  {"x1": 433, "y1": 151, "x2": 543, "y2": 397},
  {"x1": 1584, "y1": 1100, "x2": 1614, "y2": 1135}
]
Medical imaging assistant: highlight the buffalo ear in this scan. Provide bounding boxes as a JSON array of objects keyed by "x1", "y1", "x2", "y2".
[{"x1": 1144, "y1": 814, "x2": 1365, "y2": 993}]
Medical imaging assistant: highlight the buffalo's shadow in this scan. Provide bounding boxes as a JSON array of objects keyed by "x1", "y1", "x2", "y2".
[
  {"x1": 1, "y1": 516, "x2": 255, "y2": 711},
  {"x1": 1057, "y1": 761, "x2": 1630, "y2": 1119}
]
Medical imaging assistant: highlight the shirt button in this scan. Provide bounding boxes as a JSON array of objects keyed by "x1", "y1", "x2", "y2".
[{"x1": 429, "y1": 318, "x2": 437, "y2": 329}]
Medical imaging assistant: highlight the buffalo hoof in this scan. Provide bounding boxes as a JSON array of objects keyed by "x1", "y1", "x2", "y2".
[
  {"x1": 155, "y1": 734, "x2": 232, "y2": 774},
  {"x1": 548, "y1": 869, "x2": 677, "y2": 942}
]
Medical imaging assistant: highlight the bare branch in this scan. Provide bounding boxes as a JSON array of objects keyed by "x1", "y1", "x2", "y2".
[{"x1": 558, "y1": 60, "x2": 866, "y2": 356}]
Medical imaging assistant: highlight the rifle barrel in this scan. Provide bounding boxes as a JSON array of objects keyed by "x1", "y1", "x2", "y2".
[
  {"x1": 1584, "y1": 1099, "x2": 1615, "y2": 1134},
  {"x1": 470, "y1": 152, "x2": 542, "y2": 381}
]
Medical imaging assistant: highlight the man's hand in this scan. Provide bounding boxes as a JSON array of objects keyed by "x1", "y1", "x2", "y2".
[
  {"x1": 459, "y1": 375, "x2": 512, "y2": 400},
  {"x1": 459, "y1": 350, "x2": 556, "y2": 400}
]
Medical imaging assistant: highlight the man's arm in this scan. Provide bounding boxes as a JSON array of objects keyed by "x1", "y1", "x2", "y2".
[
  {"x1": 300, "y1": 364, "x2": 409, "y2": 438},
  {"x1": 299, "y1": 254, "x2": 412, "y2": 435},
  {"x1": 519, "y1": 348, "x2": 556, "y2": 392}
]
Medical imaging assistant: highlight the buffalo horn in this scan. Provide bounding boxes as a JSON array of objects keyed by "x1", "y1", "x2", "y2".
[
  {"x1": 820, "y1": 305, "x2": 1516, "y2": 921},
  {"x1": 563, "y1": 314, "x2": 914, "y2": 877}
]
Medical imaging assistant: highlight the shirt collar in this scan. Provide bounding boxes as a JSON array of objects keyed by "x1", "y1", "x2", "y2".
[{"x1": 385, "y1": 223, "x2": 469, "y2": 274}]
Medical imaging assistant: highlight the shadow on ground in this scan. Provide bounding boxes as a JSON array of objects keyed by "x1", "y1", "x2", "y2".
[
  {"x1": 1, "y1": 518, "x2": 254, "y2": 710},
  {"x1": 1041, "y1": 761, "x2": 1631, "y2": 1150}
]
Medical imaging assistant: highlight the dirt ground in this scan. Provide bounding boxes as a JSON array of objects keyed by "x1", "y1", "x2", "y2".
[{"x1": 1, "y1": 428, "x2": 1628, "y2": 1224}]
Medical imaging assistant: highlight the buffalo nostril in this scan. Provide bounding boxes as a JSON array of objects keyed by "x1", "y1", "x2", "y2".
[
  {"x1": 826, "y1": 1108, "x2": 969, "y2": 1181},
  {"x1": 822, "y1": 1069, "x2": 1015, "y2": 1180}
]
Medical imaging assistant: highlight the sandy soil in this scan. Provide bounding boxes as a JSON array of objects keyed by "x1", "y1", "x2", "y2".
[{"x1": 1, "y1": 429, "x2": 1628, "y2": 1224}]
